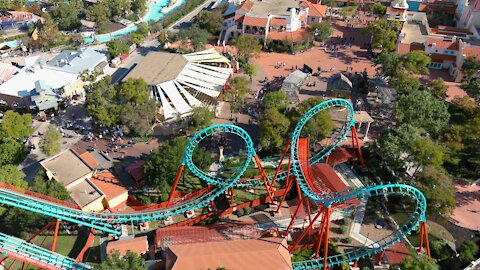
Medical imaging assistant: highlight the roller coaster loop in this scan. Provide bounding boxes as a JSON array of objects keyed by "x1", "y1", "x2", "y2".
[{"x1": 0, "y1": 98, "x2": 428, "y2": 270}]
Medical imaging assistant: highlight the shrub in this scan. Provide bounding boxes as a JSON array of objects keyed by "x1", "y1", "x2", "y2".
[{"x1": 236, "y1": 208, "x2": 245, "y2": 217}]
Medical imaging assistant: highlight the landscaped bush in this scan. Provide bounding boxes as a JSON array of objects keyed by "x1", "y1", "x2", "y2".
[{"x1": 236, "y1": 208, "x2": 245, "y2": 217}]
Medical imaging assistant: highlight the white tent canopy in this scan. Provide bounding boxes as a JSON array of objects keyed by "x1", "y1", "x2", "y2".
[{"x1": 151, "y1": 49, "x2": 232, "y2": 120}]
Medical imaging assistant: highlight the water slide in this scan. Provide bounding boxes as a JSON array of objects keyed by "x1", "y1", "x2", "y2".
[{"x1": 0, "y1": 99, "x2": 427, "y2": 270}]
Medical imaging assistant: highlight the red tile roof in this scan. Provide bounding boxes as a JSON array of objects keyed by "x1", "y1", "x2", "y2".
[
  {"x1": 427, "y1": 38, "x2": 459, "y2": 50},
  {"x1": 430, "y1": 53, "x2": 457, "y2": 62},
  {"x1": 89, "y1": 170, "x2": 127, "y2": 201},
  {"x1": 237, "y1": 0, "x2": 253, "y2": 12},
  {"x1": 167, "y1": 238, "x2": 292, "y2": 270},
  {"x1": 397, "y1": 43, "x2": 425, "y2": 55},
  {"x1": 384, "y1": 242, "x2": 410, "y2": 265},
  {"x1": 107, "y1": 236, "x2": 148, "y2": 257},
  {"x1": 73, "y1": 149, "x2": 98, "y2": 169},
  {"x1": 267, "y1": 29, "x2": 310, "y2": 42},
  {"x1": 243, "y1": 16, "x2": 268, "y2": 27},
  {"x1": 387, "y1": 6, "x2": 407, "y2": 13},
  {"x1": 300, "y1": 1, "x2": 327, "y2": 17},
  {"x1": 270, "y1": 17, "x2": 286, "y2": 27},
  {"x1": 463, "y1": 45, "x2": 480, "y2": 60},
  {"x1": 125, "y1": 160, "x2": 145, "y2": 184}
]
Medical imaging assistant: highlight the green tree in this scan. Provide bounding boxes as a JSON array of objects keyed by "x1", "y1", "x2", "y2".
[
  {"x1": 234, "y1": 36, "x2": 262, "y2": 61},
  {"x1": 459, "y1": 240, "x2": 479, "y2": 264},
  {"x1": 132, "y1": 0, "x2": 148, "y2": 15},
  {"x1": 462, "y1": 78, "x2": 480, "y2": 98},
  {"x1": 310, "y1": 22, "x2": 332, "y2": 41},
  {"x1": 262, "y1": 91, "x2": 289, "y2": 111},
  {"x1": 0, "y1": 111, "x2": 33, "y2": 140},
  {"x1": 0, "y1": 164, "x2": 27, "y2": 188},
  {"x1": 450, "y1": 96, "x2": 477, "y2": 116},
  {"x1": 415, "y1": 166, "x2": 456, "y2": 217},
  {"x1": 430, "y1": 240, "x2": 452, "y2": 261},
  {"x1": 259, "y1": 108, "x2": 291, "y2": 151},
  {"x1": 136, "y1": 22, "x2": 150, "y2": 37},
  {"x1": 188, "y1": 106, "x2": 214, "y2": 133},
  {"x1": 427, "y1": 78, "x2": 448, "y2": 99},
  {"x1": 143, "y1": 137, "x2": 213, "y2": 192},
  {"x1": 369, "y1": 124, "x2": 418, "y2": 174},
  {"x1": 40, "y1": 125, "x2": 62, "y2": 156},
  {"x1": 398, "y1": 254, "x2": 439, "y2": 270},
  {"x1": 177, "y1": 24, "x2": 211, "y2": 51},
  {"x1": 130, "y1": 33, "x2": 144, "y2": 46},
  {"x1": 294, "y1": 97, "x2": 335, "y2": 143},
  {"x1": 86, "y1": 1, "x2": 110, "y2": 25},
  {"x1": 412, "y1": 136, "x2": 445, "y2": 169},
  {"x1": 31, "y1": 171, "x2": 70, "y2": 200},
  {"x1": 362, "y1": 19, "x2": 401, "y2": 52},
  {"x1": 38, "y1": 14, "x2": 67, "y2": 48},
  {"x1": 50, "y1": 2, "x2": 80, "y2": 31},
  {"x1": 339, "y1": 6, "x2": 356, "y2": 19},
  {"x1": 370, "y1": 2, "x2": 387, "y2": 15},
  {"x1": 95, "y1": 250, "x2": 145, "y2": 270},
  {"x1": 107, "y1": 40, "x2": 130, "y2": 58},
  {"x1": 395, "y1": 91, "x2": 450, "y2": 136},
  {"x1": 390, "y1": 72, "x2": 421, "y2": 94},
  {"x1": 461, "y1": 56, "x2": 480, "y2": 80},
  {"x1": 227, "y1": 76, "x2": 249, "y2": 113},
  {"x1": 108, "y1": 0, "x2": 131, "y2": 18},
  {"x1": 0, "y1": 139, "x2": 25, "y2": 166},
  {"x1": 244, "y1": 63, "x2": 257, "y2": 81},
  {"x1": 196, "y1": 10, "x2": 224, "y2": 34},
  {"x1": 119, "y1": 101, "x2": 156, "y2": 136},
  {"x1": 118, "y1": 78, "x2": 149, "y2": 104}
]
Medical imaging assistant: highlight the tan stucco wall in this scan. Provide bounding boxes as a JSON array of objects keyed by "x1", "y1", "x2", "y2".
[
  {"x1": 82, "y1": 196, "x2": 105, "y2": 212},
  {"x1": 106, "y1": 192, "x2": 128, "y2": 209}
]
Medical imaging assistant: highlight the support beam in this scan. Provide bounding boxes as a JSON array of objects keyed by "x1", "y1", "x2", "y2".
[
  {"x1": 289, "y1": 210, "x2": 323, "y2": 252},
  {"x1": 276, "y1": 176, "x2": 294, "y2": 214},
  {"x1": 167, "y1": 165, "x2": 185, "y2": 206},
  {"x1": 51, "y1": 219, "x2": 60, "y2": 252},
  {"x1": 322, "y1": 207, "x2": 331, "y2": 270},
  {"x1": 352, "y1": 126, "x2": 365, "y2": 168},
  {"x1": 269, "y1": 139, "x2": 291, "y2": 191},
  {"x1": 375, "y1": 249, "x2": 385, "y2": 265},
  {"x1": 254, "y1": 155, "x2": 275, "y2": 202},
  {"x1": 284, "y1": 197, "x2": 305, "y2": 237}
]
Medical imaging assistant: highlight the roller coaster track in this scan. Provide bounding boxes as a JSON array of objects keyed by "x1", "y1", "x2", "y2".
[{"x1": 0, "y1": 99, "x2": 427, "y2": 270}]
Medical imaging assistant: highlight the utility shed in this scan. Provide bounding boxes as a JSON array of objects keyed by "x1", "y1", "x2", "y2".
[{"x1": 281, "y1": 70, "x2": 308, "y2": 104}]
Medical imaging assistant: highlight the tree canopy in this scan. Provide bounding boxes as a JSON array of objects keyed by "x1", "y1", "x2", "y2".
[
  {"x1": 107, "y1": 40, "x2": 130, "y2": 58},
  {"x1": 262, "y1": 91, "x2": 289, "y2": 111},
  {"x1": 459, "y1": 240, "x2": 479, "y2": 264},
  {"x1": 259, "y1": 108, "x2": 291, "y2": 151},
  {"x1": 461, "y1": 56, "x2": 480, "y2": 80},
  {"x1": 415, "y1": 165, "x2": 456, "y2": 217},
  {"x1": 40, "y1": 125, "x2": 62, "y2": 157},
  {"x1": 0, "y1": 139, "x2": 26, "y2": 166},
  {"x1": 398, "y1": 254, "x2": 440, "y2": 270},
  {"x1": 310, "y1": 22, "x2": 332, "y2": 42},
  {"x1": 394, "y1": 91, "x2": 450, "y2": 136},
  {"x1": 86, "y1": 77, "x2": 155, "y2": 135},
  {"x1": 427, "y1": 78, "x2": 448, "y2": 99},
  {"x1": 188, "y1": 106, "x2": 214, "y2": 133},
  {"x1": 95, "y1": 250, "x2": 145, "y2": 270},
  {"x1": 0, "y1": 111, "x2": 33, "y2": 140},
  {"x1": 196, "y1": 10, "x2": 224, "y2": 34},
  {"x1": 227, "y1": 76, "x2": 249, "y2": 113},
  {"x1": 0, "y1": 164, "x2": 27, "y2": 188},
  {"x1": 234, "y1": 36, "x2": 262, "y2": 61},
  {"x1": 295, "y1": 97, "x2": 335, "y2": 143},
  {"x1": 143, "y1": 137, "x2": 213, "y2": 200},
  {"x1": 370, "y1": 2, "x2": 387, "y2": 15},
  {"x1": 178, "y1": 24, "x2": 211, "y2": 52},
  {"x1": 362, "y1": 19, "x2": 401, "y2": 52}
]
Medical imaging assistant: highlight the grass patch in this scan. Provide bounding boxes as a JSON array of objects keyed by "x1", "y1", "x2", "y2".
[{"x1": 292, "y1": 248, "x2": 314, "y2": 262}]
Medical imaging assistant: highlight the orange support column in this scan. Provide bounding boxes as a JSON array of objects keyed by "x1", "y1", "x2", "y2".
[
  {"x1": 254, "y1": 155, "x2": 275, "y2": 202},
  {"x1": 284, "y1": 196, "x2": 305, "y2": 237},
  {"x1": 418, "y1": 221, "x2": 431, "y2": 258},
  {"x1": 51, "y1": 219, "x2": 60, "y2": 252},
  {"x1": 269, "y1": 139, "x2": 291, "y2": 191},
  {"x1": 276, "y1": 176, "x2": 294, "y2": 214},
  {"x1": 375, "y1": 249, "x2": 386, "y2": 265},
  {"x1": 167, "y1": 165, "x2": 184, "y2": 206},
  {"x1": 322, "y1": 207, "x2": 331, "y2": 270},
  {"x1": 352, "y1": 126, "x2": 365, "y2": 168}
]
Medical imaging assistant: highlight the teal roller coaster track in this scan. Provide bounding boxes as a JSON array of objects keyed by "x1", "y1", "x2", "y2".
[{"x1": 0, "y1": 99, "x2": 427, "y2": 270}]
